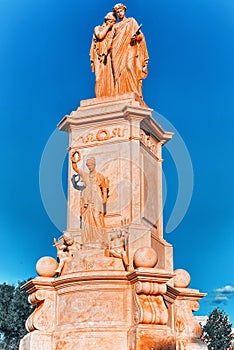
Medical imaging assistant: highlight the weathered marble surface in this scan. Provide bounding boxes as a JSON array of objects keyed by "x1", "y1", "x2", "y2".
[
  {"x1": 20, "y1": 262, "x2": 206, "y2": 349},
  {"x1": 90, "y1": 4, "x2": 149, "y2": 101},
  {"x1": 20, "y1": 95, "x2": 207, "y2": 349},
  {"x1": 58, "y1": 93, "x2": 173, "y2": 272}
]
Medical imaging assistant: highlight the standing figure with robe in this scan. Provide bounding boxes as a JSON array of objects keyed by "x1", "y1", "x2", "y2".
[
  {"x1": 90, "y1": 12, "x2": 116, "y2": 97},
  {"x1": 71, "y1": 152, "x2": 109, "y2": 245},
  {"x1": 112, "y1": 3, "x2": 149, "y2": 99}
]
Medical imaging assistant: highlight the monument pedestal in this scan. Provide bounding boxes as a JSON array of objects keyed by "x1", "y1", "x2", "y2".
[
  {"x1": 20, "y1": 264, "x2": 177, "y2": 350},
  {"x1": 132, "y1": 325, "x2": 176, "y2": 350},
  {"x1": 20, "y1": 95, "x2": 207, "y2": 349},
  {"x1": 58, "y1": 93, "x2": 174, "y2": 271},
  {"x1": 20, "y1": 332, "x2": 53, "y2": 350},
  {"x1": 20, "y1": 263, "x2": 206, "y2": 349}
]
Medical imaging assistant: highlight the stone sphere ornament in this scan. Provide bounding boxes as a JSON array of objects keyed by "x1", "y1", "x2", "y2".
[
  {"x1": 133, "y1": 247, "x2": 158, "y2": 268},
  {"x1": 174, "y1": 269, "x2": 191, "y2": 288},
  {"x1": 36, "y1": 256, "x2": 58, "y2": 277}
]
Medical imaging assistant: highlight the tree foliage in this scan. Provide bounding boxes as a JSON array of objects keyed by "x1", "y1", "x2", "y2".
[
  {"x1": 202, "y1": 307, "x2": 233, "y2": 350},
  {"x1": 0, "y1": 280, "x2": 33, "y2": 350}
]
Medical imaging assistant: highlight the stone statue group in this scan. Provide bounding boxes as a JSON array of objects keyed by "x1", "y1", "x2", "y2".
[
  {"x1": 61, "y1": 4, "x2": 150, "y2": 260},
  {"x1": 90, "y1": 3, "x2": 149, "y2": 99}
]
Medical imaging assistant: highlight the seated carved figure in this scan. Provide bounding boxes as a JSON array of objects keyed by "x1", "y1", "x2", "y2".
[
  {"x1": 109, "y1": 229, "x2": 129, "y2": 269},
  {"x1": 54, "y1": 233, "x2": 80, "y2": 275}
]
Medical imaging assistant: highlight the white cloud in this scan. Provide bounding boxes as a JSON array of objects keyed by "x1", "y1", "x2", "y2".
[
  {"x1": 214, "y1": 285, "x2": 234, "y2": 294},
  {"x1": 212, "y1": 295, "x2": 229, "y2": 304},
  {"x1": 211, "y1": 285, "x2": 234, "y2": 305}
]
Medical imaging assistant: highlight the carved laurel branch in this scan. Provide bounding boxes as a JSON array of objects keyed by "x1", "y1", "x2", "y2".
[
  {"x1": 133, "y1": 282, "x2": 168, "y2": 325},
  {"x1": 26, "y1": 290, "x2": 55, "y2": 333}
]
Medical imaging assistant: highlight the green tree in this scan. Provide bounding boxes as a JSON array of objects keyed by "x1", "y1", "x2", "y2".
[
  {"x1": 0, "y1": 280, "x2": 33, "y2": 350},
  {"x1": 202, "y1": 307, "x2": 233, "y2": 350}
]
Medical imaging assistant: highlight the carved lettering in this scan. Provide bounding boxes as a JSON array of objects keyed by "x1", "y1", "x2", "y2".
[{"x1": 73, "y1": 127, "x2": 128, "y2": 147}]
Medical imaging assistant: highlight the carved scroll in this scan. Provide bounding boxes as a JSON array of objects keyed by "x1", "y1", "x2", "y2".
[
  {"x1": 133, "y1": 281, "x2": 168, "y2": 325},
  {"x1": 25, "y1": 290, "x2": 56, "y2": 333}
]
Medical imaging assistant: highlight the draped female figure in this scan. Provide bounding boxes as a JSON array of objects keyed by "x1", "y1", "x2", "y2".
[
  {"x1": 90, "y1": 12, "x2": 116, "y2": 97},
  {"x1": 112, "y1": 4, "x2": 149, "y2": 98},
  {"x1": 71, "y1": 153, "x2": 109, "y2": 245}
]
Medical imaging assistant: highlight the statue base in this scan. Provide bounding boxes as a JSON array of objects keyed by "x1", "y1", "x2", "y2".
[
  {"x1": 20, "y1": 95, "x2": 207, "y2": 349},
  {"x1": 20, "y1": 249, "x2": 206, "y2": 350}
]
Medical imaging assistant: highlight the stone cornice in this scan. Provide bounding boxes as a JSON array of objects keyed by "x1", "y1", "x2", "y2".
[
  {"x1": 58, "y1": 98, "x2": 173, "y2": 146},
  {"x1": 173, "y1": 287, "x2": 207, "y2": 300},
  {"x1": 52, "y1": 271, "x2": 128, "y2": 290},
  {"x1": 127, "y1": 268, "x2": 174, "y2": 284},
  {"x1": 141, "y1": 117, "x2": 174, "y2": 144},
  {"x1": 21, "y1": 276, "x2": 55, "y2": 294},
  {"x1": 58, "y1": 104, "x2": 152, "y2": 131}
]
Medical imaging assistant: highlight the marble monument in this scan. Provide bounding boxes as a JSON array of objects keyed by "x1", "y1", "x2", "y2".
[{"x1": 20, "y1": 3, "x2": 207, "y2": 350}]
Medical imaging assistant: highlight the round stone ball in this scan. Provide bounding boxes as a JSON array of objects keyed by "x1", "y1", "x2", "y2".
[
  {"x1": 174, "y1": 269, "x2": 191, "y2": 288},
  {"x1": 133, "y1": 247, "x2": 158, "y2": 268},
  {"x1": 36, "y1": 256, "x2": 58, "y2": 277}
]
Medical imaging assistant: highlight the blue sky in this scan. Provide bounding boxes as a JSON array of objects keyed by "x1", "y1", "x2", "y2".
[{"x1": 1, "y1": 1, "x2": 234, "y2": 322}]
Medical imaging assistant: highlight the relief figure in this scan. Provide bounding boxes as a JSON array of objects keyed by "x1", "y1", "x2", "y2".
[{"x1": 71, "y1": 151, "x2": 109, "y2": 245}]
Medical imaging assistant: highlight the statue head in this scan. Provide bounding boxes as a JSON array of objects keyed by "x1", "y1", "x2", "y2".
[
  {"x1": 113, "y1": 3, "x2": 127, "y2": 19},
  {"x1": 86, "y1": 157, "x2": 96, "y2": 172},
  {"x1": 63, "y1": 232, "x2": 74, "y2": 246},
  {"x1": 104, "y1": 12, "x2": 117, "y2": 24},
  {"x1": 110, "y1": 229, "x2": 121, "y2": 241},
  {"x1": 113, "y1": 3, "x2": 127, "y2": 12}
]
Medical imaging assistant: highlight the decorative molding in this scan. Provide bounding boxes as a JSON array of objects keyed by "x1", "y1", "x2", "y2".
[
  {"x1": 133, "y1": 281, "x2": 168, "y2": 325},
  {"x1": 174, "y1": 287, "x2": 207, "y2": 345},
  {"x1": 71, "y1": 127, "x2": 128, "y2": 148},
  {"x1": 26, "y1": 290, "x2": 56, "y2": 333},
  {"x1": 140, "y1": 129, "x2": 163, "y2": 162},
  {"x1": 128, "y1": 268, "x2": 174, "y2": 284}
]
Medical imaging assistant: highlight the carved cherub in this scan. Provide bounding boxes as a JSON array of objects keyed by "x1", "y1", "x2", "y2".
[
  {"x1": 109, "y1": 229, "x2": 129, "y2": 270},
  {"x1": 54, "y1": 233, "x2": 80, "y2": 275}
]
